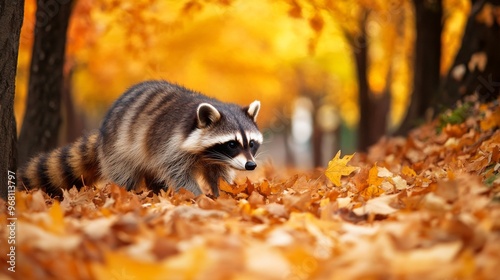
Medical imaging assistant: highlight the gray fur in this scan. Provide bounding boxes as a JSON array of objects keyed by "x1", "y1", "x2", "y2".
[{"x1": 97, "y1": 80, "x2": 262, "y2": 196}]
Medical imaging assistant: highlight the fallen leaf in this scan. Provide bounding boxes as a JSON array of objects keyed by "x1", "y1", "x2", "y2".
[
  {"x1": 47, "y1": 201, "x2": 65, "y2": 235},
  {"x1": 353, "y1": 194, "x2": 399, "y2": 215},
  {"x1": 325, "y1": 151, "x2": 359, "y2": 187}
]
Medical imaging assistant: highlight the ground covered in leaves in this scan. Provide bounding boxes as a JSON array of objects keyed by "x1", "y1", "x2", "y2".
[{"x1": 2, "y1": 98, "x2": 500, "y2": 280}]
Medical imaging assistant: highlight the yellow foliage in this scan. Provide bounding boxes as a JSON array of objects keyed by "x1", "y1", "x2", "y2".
[
  {"x1": 368, "y1": 164, "x2": 384, "y2": 187},
  {"x1": 442, "y1": 0, "x2": 470, "y2": 74},
  {"x1": 14, "y1": 0, "x2": 470, "y2": 131},
  {"x1": 47, "y1": 202, "x2": 65, "y2": 235},
  {"x1": 402, "y1": 165, "x2": 417, "y2": 177},
  {"x1": 325, "y1": 151, "x2": 358, "y2": 187}
]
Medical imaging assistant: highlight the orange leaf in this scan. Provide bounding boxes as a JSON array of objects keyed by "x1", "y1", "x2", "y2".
[
  {"x1": 480, "y1": 107, "x2": 500, "y2": 131},
  {"x1": 48, "y1": 201, "x2": 65, "y2": 235},
  {"x1": 402, "y1": 166, "x2": 417, "y2": 177},
  {"x1": 287, "y1": 0, "x2": 302, "y2": 18},
  {"x1": 219, "y1": 178, "x2": 246, "y2": 194},
  {"x1": 325, "y1": 151, "x2": 358, "y2": 187},
  {"x1": 360, "y1": 184, "x2": 385, "y2": 199},
  {"x1": 92, "y1": 251, "x2": 174, "y2": 280},
  {"x1": 258, "y1": 179, "x2": 271, "y2": 196},
  {"x1": 367, "y1": 164, "x2": 384, "y2": 188},
  {"x1": 309, "y1": 12, "x2": 324, "y2": 33}
]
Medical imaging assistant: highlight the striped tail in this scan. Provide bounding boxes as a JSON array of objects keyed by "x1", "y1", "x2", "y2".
[{"x1": 18, "y1": 132, "x2": 101, "y2": 198}]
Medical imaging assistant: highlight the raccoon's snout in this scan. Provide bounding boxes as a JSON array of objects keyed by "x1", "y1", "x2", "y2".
[{"x1": 245, "y1": 161, "x2": 257, "y2": 170}]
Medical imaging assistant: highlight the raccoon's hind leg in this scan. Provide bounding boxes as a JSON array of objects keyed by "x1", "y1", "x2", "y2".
[
  {"x1": 123, "y1": 175, "x2": 142, "y2": 191},
  {"x1": 169, "y1": 172, "x2": 203, "y2": 196},
  {"x1": 144, "y1": 174, "x2": 166, "y2": 194}
]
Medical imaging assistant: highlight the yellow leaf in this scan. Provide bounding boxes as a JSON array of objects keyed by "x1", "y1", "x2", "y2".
[
  {"x1": 238, "y1": 199, "x2": 252, "y2": 216},
  {"x1": 402, "y1": 166, "x2": 417, "y2": 177},
  {"x1": 325, "y1": 151, "x2": 358, "y2": 187},
  {"x1": 367, "y1": 164, "x2": 384, "y2": 188},
  {"x1": 48, "y1": 201, "x2": 65, "y2": 235},
  {"x1": 92, "y1": 251, "x2": 172, "y2": 280},
  {"x1": 360, "y1": 184, "x2": 385, "y2": 199}
]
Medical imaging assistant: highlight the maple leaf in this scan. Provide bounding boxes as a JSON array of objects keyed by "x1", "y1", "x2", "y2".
[
  {"x1": 219, "y1": 178, "x2": 247, "y2": 194},
  {"x1": 368, "y1": 164, "x2": 384, "y2": 187},
  {"x1": 325, "y1": 151, "x2": 359, "y2": 187}
]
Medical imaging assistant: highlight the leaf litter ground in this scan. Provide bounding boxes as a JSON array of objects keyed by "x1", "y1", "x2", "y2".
[{"x1": 2, "y1": 97, "x2": 500, "y2": 279}]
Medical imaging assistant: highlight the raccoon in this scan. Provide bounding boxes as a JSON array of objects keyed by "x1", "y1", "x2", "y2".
[{"x1": 19, "y1": 80, "x2": 262, "y2": 198}]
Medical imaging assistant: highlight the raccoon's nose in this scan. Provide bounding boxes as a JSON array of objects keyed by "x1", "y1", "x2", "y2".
[{"x1": 245, "y1": 161, "x2": 257, "y2": 171}]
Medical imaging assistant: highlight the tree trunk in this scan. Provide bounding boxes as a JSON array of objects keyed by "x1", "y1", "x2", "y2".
[
  {"x1": 350, "y1": 10, "x2": 389, "y2": 152},
  {"x1": 311, "y1": 98, "x2": 323, "y2": 167},
  {"x1": 442, "y1": 0, "x2": 500, "y2": 104},
  {"x1": 396, "y1": 0, "x2": 443, "y2": 135},
  {"x1": 18, "y1": 0, "x2": 75, "y2": 166},
  {"x1": 60, "y1": 66, "x2": 85, "y2": 145},
  {"x1": 0, "y1": 0, "x2": 24, "y2": 200},
  {"x1": 352, "y1": 12, "x2": 371, "y2": 152}
]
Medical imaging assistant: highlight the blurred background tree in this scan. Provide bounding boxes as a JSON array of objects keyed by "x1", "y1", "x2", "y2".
[
  {"x1": 0, "y1": 0, "x2": 24, "y2": 200},
  {"x1": 14, "y1": 0, "x2": 498, "y2": 169},
  {"x1": 17, "y1": 0, "x2": 75, "y2": 165},
  {"x1": 442, "y1": 0, "x2": 500, "y2": 105},
  {"x1": 395, "y1": 0, "x2": 442, "y2": 136}
]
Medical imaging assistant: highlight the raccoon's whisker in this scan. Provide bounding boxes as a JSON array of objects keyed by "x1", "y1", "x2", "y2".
[
  {"x1": 254, "y1": 150, "x2": 269, "y2": 161},
  {"x1": 204, "y1": 151, "x2": 230, "y2": 162}
]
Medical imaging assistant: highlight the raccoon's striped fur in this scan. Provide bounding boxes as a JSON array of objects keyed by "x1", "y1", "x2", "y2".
[
  {"x1": 19, "y1": 133, "x2": 101, "y2": 198},
  {"x1": 19, "y1": 80, "x2": 262, "y2": 198}
]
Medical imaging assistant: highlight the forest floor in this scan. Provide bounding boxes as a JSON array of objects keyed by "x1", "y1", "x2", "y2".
[{"x1": 1, "y1": 96, "x2": 500, "y2": 280}]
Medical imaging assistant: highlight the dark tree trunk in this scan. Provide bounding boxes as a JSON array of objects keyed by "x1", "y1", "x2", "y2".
[
  {"x1": 312, "y1": 118, "x2": 323, "y2": 167},
  {"x1": 18, "y1": 0, "x2": 74, "y2": 166},
  {"x1": 396, "y1": 0, "x2": 443, "y2": 135},
  {"x1": 311, "y1": 97, "x2": 323, "y2": 167},
  {"x1": 352, "y1": 13, "x2": 371, "y2": 152},
  {"x1": 370, "y1": 85, "x2": 391, "y2": 146},
  {"x1": 349, "y1": 10, "x2": 389, "y2": 152},
  {"x1": 60, "y1": 67, "x2": 85, "y2": 145},
  {"x1": 441, "y1": 0, "x2": 500, "y2": 104},
  {"x1": 283, "y1": 126, "x2": 295, "y2": 166},
  {"x1": 0, "y1": 0, "x2": 24, "y2": 200}
]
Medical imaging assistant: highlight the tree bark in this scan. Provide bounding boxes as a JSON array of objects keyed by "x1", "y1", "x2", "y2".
[
  {"x1": 310, "y1": 96, "x2": 324, "y2": 167},
  {"x1": 349, "y1": 10, "x2": 389, "y2": 152},
  {"x1": 60, "y1": 66, "x2": 85, "y2": 145},
  {"x1": 352, "y1": 12, "x2": 371, "y2": 152},
  {"x1": 441, "y1": 0, "x2": 500, "y2": 104},
  {"x1": 0, "y1": 0, "x2": 24, "y2": 200},
  {"x1": 18, "y1": 0, "x2": 75, "y2": 166},
  {"x1": 396, "y1": 0, "x2": 443, "y2": 135}
]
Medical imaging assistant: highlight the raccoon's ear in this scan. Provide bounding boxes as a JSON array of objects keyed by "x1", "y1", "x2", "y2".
[
  {"x1": 245, "y1": 100, "x2": 260, "y2": 122},
  {"x1": 197, "y1": 103, "x2": 221, "y2": 128}
]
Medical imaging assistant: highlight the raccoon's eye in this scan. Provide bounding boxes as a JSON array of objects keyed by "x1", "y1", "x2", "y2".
[
  {"x1": 227, "y1": 141, "x2": 238, "y2": 149},
  {"x1": 249, "y1": 140, "x2": 255, "y2": 148}
]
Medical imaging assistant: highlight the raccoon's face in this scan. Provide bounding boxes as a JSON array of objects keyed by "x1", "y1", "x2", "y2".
[
  {"x1": 181, "y1": 100, "x2": 262, "y2": 171},
  {"x1": 204, "y1": 130, "x2": 262, "y2": 171}
]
